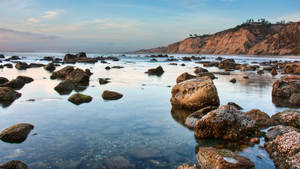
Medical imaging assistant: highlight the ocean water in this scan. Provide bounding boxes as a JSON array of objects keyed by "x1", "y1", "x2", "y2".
[{"x1": 0, "y1": 52, "x2": 299, "y2": 169}]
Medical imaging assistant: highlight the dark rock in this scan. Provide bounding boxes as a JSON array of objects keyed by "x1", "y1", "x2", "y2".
[
  {"x1": 44, "y1": 63, "x2": 56, "y2": 72},
  {"x1": 176, "y1": 72, "x2": 196, "y2": 83},
  {"x1": 194, "y1": 67, "x2": 208, "y2": 74},
  {"x1": 0, "y1": 123, "x2": 34, "y2": 143},
  {"x1": 257, "y1": 70, "x2": 264, "y2": 75},
  {"x1": 64, "y1": 53, "x2": 77, "y2": 61},
  {"x1": 227, "y1": 102, "x2": 243, "y2": 110},
  {"x1": 76, "y1": 52, "x2": 87, "y2": 58},
  {"x1": 68, "y1": 93, "x2": 92, "y2": 105},
  {"x1": 218, "y1": 59, "x2": 236, "y2": 70},
  {"x1": 112, "y1": 66, "x2": 124, "y2": 69},
  {"x1": 102, "y1": 90, "x2": 123, "y2": 100},
  {"x1": 15, "y1": 62, "x2": 29, "y2": 70},
  {"x1": 0, "y1": 87, "x2": 21, "y2": 103},
  {"x1": 230, "y1": 78, "x2": 236, "y2": 83},
  {"x1": 196, "y1": 72, "x2": 216, "y2": 80},
  {"x1": 150, "y1": 58, "x2": 157, "y2": 62},
  {"x1": 128, "y1": 145, "x2": 161, "y2": 159},
  {"x1": 0, "y1": 160, "x2": 28, "y2": 169},
  {"x1": 245, "y1": 109, "x2": 276, "y2": 128},
  {"x1": 4, "y1": 64, "x2": 13, "y2": 68},
  {"x1": 51, "y1": 66, "x2": 91, "y2": 85},
  {"x1": 215, "y1": 56, "x2": 223, "y2": 61},
  {"x1": 41, "y1": 56, "x2": 54, "y2": 61},
  {"x1": 105, "y1": 66, "x2": 111, "y2": 70},
  {"x1": 171, "y1": 77, "x2": 220, "y2": 110},
  {"x1": 99, "y1": 78, "x2": 110, "y2": 85},
  {"x1": 270, "y1": 68, "x2": 278, "y2": 76},
  {"x1": 169, "y1": 63, "x2": 177, "y2": 65},
  {"x1": 6, "y1": 56, "x2": 20, "y2": 61},
  {"x1": 0, "y1": 79, "x2": 25, "y2": 90},
  {"x1": 197, "y1": 147, "x2": 254, "y2": 169},
  {"x1": 271, "y1": 110, "x2": 300, "y2": 128},
  {"x1": 145, "y1": 66, "x2": 164, "y2": 76},
  {"x1": 0, "y1": 77, "x2": 9, "y2": 85},
  {"x1": 16, "y1": 76, "x2": 33, "y2": 83},
  {"x1": 54, "y1": 80, "x2": 76, "y2": 95},
  {"x1": 29, "y1": 63, "x2": 44, "y2": 68},
  {"x1": 213, "y1": 72, "x2": 231, "y2": 75},
  {"x1": 194, "y1": 105, "x2": 259, "y2": 140},
  {"x1": 0, "y1": 54, "x2": 4, "y2": 58}
]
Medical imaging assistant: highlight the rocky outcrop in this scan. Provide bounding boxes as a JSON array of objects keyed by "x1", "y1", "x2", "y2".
[
  {"x1": 197, "y1": 147, "x2": 254, "y2": 169},
  {"x1": 16, "y1": 76, "x2": 33, "y2": 84},
  {"x1": 99, "y1": 78, "x2": 110, "y2": 85},
  {"x1": 194, "y1": 105, "x2": 259, "y2": 140},
  {"x1": 245, "y1": 109, "x2": 276, "y2": 128},
  {"x1": 0, "y1": 123, "x2": 34, "y2": 143},
  {"x1": 68, "y1": 93, "x2": 92, "y2": 105},
  {"x1": 145, "y1": 66, "x2": 164, "y2": 76},
  {"x1": 265, "y1": 125, "x2": 298, "y2": 141},
  {"x1": 0, "y1": 79, "x2": 25, "y2": 90},
  {"x1": 284, "y1": 63, "x2": 300, "y2": 74},
  {"x1": 0, "y1": 160, "x2": 28, "y2": 169},
  {"x1": 171, "y1": 77, "x2": 220, "y2": 110},
  {"x1": 271, "y1": 110, "x2": 300, "y2": 128},
  {"x1": 272, "y1": 75, "x2": 300, "y2": 107},
  {"x1": 0, "y1": 87, "x2": 21, "y2": 104},
  {"x1": 51, "y1": 66, "x2": 92, "y2": 85},
  {"x1": 102, "y1": 90, "x2": 123, "y2": 100},
  {"x1": 138, "y1": 22, "x2": 300, "y2": 56}
]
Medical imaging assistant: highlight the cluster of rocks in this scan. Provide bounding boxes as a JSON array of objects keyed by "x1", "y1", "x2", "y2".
[
  {"x1": 145, "y1": 66, "x2": 164, "y2": 76},
  {"x1": 63, "y1": 52, "x2": 120, "y2": 64}
]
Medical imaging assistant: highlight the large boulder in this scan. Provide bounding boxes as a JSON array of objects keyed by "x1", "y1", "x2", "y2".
[
  {"x1": 0, "y1": 123, "x2": 34, "y2": 143},
  {"x1": 0, "y1": 160, "x2": 28, "y2": 169},
  {"x1": 197, "y1": 147, "x2": 254, "y2": 169},
  {"x1": 145, "y1": 66, "x2": 164, "y2": 76},
  {"x1": 176, "y1": 72, "x2": 196, "y2": 83},
  {"x1": 51, "y1": 66, "x2": 91, "y2": 85},
  {"x1": 102, "y1": 90, "x2": 123, "y2": 100},
  {"x1": 264, "y1": 130, "x2": 300, "y2": 169},
  {"x1": 171, "y1": 77, "x2": 220, "y2": 110},
  {"x1": 218, "y1": 59, "x2": 236, "y2": 70},
  {"x1": 245, "y1": 109, "x2": 276, "y2": 128},
  {"x1": 272, "y1": 75, "x2": 300, "y2": 107},
  {"x1": 0, "y1": 79, "x2": 25, "y2": 90},
  {"x1": 194, "y1": 67, "x2": 208, "y2": 74},
  {"x1": 15, "y1": 62, "x2": 29, "y2": 70},
  {"x1": 0, "y1": 87, "x2": 21, "y2": 103},
  {"x1": 284, "y1": 63, "x2": 300, "y2": 74},
  {"x1": 194, "y1": 105, "x2": 259, "y2": 140},
  {"x1": 51, "y1": 66, "x2": 74, "y2": 79},
  {"x1": 54, "y1": 80, "x2": 76, "y2": 95},
  {"x1": 68, "y1": 93, "x2": 92, "y2": 105},
  {"x1": 271, "y1": 110, "x2": 300, "y2": 128}
]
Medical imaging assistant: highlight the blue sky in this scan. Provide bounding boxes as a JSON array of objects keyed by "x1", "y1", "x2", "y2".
[{"x1": 0, "y1": 0, "x2": 299, "y2": 52}]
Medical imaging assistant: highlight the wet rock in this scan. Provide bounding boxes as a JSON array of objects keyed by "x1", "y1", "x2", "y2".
[
  {"x1": 145, "y1": 66, "x2": 164, "y2": 76},
  {"x1": 178, "y1": 163, "x2": 199, "y2": 169},
  {"x1": 196, "y1": 72, "x2": 216, "y2": 80},
  {"x1": 6, "y1": 56, "x2": 20, "y2": 61},
  {"x1": 270, "y1": 68, "x2": 278, "y2": 76},
  {"x1": 169, "y1": 63, "x2": 177, "y2": 65},
  {"x1": 230, "y1": 78, "x2": 236, "y2": 83},
  {"x1": 54, "y1": 80, "x2": 76, "y2": 95},
  {"x1": 185, "y1": 106, "x2": 217, "y2": 129},
  {"x1": 4, "y1": 64, "x2": 13, "y2": 68},
  {"x1": 29, "y1": 63, "x2": 44, "y2": 68},
  {"x1": 112, "y1": 66, "x2": 124, "y2": 69},
  {"x1": 98, "y1": 56, "x2": 120, "y2": 61},
  {"x1": 176, "y1": 72, "x2": 196, "y2": 83},
  {"x1": 105, "y1": 66, "x2": 111, "y2": 70},
  {"x1": 197, "y1": 147, "x2": 254, "y2": 169},
  {"x1": 272, "y1": 75, "x2": 300, "y2": 107},
  {"x1": 264, "y1": 131, "x2": 300, "y2": 169},
  {"x1": 265, "y1": 125, "x2": 299, "y2": 141},
  {"x1": 284, "y1": 63, "x2": 300, "y2": 74},
  {"x1": 194, "y1": 67, "x2": 208, "y2": 74},
  {"x1": 0, "y1": 79, "x2": 25, "y2": 90},
  {"x1": 202, "y1": 61, "x2": 219, "y2": 67},
  {"x1": 68, "y1": 93, "x2": 92, "y2": 105},
  {"x1": 218, "y1": 59, "x2": 236, "y2": 70},
  {"x1": 194, "y1": 105, "x2": 259, "y2": 140},
  {"x1": 171, "y1": 77, "x2": 220, "y2": 110},
  {"x1": 0, "y1": 123, "x2": 34, "y2": 143},
  {"x1": 64, "y1": 53, "x2": 77, "y2": 61},
  {"x1": 245, "y1": 109, "x2": 276, "y2": 128},
  {"x1": 215, "y1": 56, "x2": 223, "y2": 61},
  {"x1": 0, "y1": 54, "x2": 4, "y2": 58},
  {"x1": 102, "y1": 90, "x2": 123, "y2": 100},
  {"x1": 150, "y1": 58, "x2": 157, "y2": 62},
  {"x1": 257, "y1": 70, "x2": 264, "y2": 75},
  {"x1": 16, "y1": 76, "x2": 33, "y2": 84},
  {"x1": 15, "y1": 62, "x2": 29, "y2": 70},
  {"x1": 171, "y1": 106, "x2": 194, "y2": 128},
  {"x1": 44, "y1": 62, "x2": 56, "y2": 72},
  {"x1": 0, "y1": 87, "x2": 21, "y2": 103},
  {"x1": 271, "y1": 110, "x2": 300, "y2": 128},
  {"x1": 41, "y1": 56, "x2": 54, "y2": 61},
  {"x1": 227, "y1": 102, "x2": 243, "y2": 110},
  {"x1": 99, "y1": 78, "x2": 110, "y2": 85},
  {"x1": 213, "y1": 72, "x2": 231, "y2": 75},
  {"x1": 0, "y1": 77, "x2": 9, "y2": 85},
  {"x1": 51, "y1": 66, "x2": 91, "y2": 85},
  {"x1": 0, "y1": 160, "x2": 28, "y2": 169},
  {"x1": 105, "y1": 156, "x2": 134, "y2": 169},
  {"x1": 181, "y1": 63, "x2": 186, "y2": 66}
]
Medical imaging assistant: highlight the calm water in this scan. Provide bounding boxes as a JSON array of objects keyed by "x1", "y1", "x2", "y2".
[{"x1": 0, "y1": 52, "x2": 299, "y2": 169}]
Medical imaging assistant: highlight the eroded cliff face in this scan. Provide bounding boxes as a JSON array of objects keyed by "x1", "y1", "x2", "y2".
[{"x1": 138, "y1": 22, "x2": 300, "y2": 56}]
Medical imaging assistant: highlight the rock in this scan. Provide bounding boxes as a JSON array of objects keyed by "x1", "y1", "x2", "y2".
[
  {"x1": 245, "y1": 109, "x2": 276, "y2": 128},
  {"x1": 264, "y1": 131, "x2": 300, "y2": 169},
  {"x1": 105, "y1": 66, "x2": 111, "y2": 70},
  {"x1": 51, "y1": 66, "x2": 91, "y2": 85},
  {"x1": 178, "y1": 163, "x2": 198, "y2": 169},
  {"x1": 197, "y1": 147, "x2": 254, "y2": 169},
  {"x1": 99, "y1": 78, "x2": 110, "y2": 85},
  {"x1": 194, "y1": 105, "x2": 259, "y2": 140},
  {"x1": 0, "y1": 54, "x2": 4, "y2": 58},
  {"x1": 265, "y1": 125, "x2": 298, "y2": 141},
  {"x1": 41, "y1": 56, "x2": 54, "y2": 61},
  {"x1": 15, "y1": 62, "x2": 29, "y2": 70},
  {"x1": 185, "y1": 106, "x2": 217, "y2": 129},
  {"x1": 0, "y1": 79, "x2": 25, "y2": 90},
  {"x1": 105, "y1": 156, "x2": 134, "y2": 169},
  {"x1": 227, "y1": 102, "x2": 243, "y2": 110},
  {"x1": 171, "y1": 77, "x2": 220, "y2": 110},
  {"x1": 6, "y1": 56, "x2": 20, "y2": 61},
  {"x1": 68, "y1": 93, "x2": 92, "y2": 105},
  {"x1": 213, "y1": 72, "x2": 231, "y2": 75},
  {"x1": 64, "y1": 53, "x2": 77, "y2": 61},
  {"x1": 284, "y1": 63, "x2": 300, "y2": 74},
  {"x1": 4, "y1": 64, "x2": 13, "y2": 68},
  {"x1": 0, "y1": 123, "x2": 34, "y2": 143},
  {"x1": 76, "y1": 52, "x2": 87, "y2": 58},
  {"x1": 196, "y1": 72, "x2": 216, "y2": 80},
  {"x1": 218, "y1": 59, "x2": 236, "y2": 70},
  {"x1": 16, "y1": 76, "x2": 33, "y2": 84},
  {"x1": 150, "y1": 58, "x2": 157, "y2": 62},
  {"x1": 102, "y1": 90, "x2": 123, "y2": 100},
  {"x1": 270, "y1": 68, "x2": 278, "y2": 76},
  {"x1": 145, "y1": 66, "x2": 164, "y2": 76},
  {"x1": 0, "y1": 160, "x2": 28, "y2": 169},
  {"x1": 44, "y1": 62, "x2": 56, "y2": 72},
  {"x1": 176, "y1": 72, "x2": 196, "y2": 83},
  {"x1": 272, "y1": 75, "x2": 300, "y2": 107},
  {"x1": 0, "y1": 77, "x2": 9, "y2": 85},
  {"x1": 271, "y1": 110, "x2": 300, "y2": 128},
  {"x1": 29, "y1": 63, "x2": 44, "y2": 68},
  {"x1": 111, "y1": 66, "x2": 124, "y2": 69},
  {"x1": 194, "y1": 67, "x2": 208, "y2": 74},
  {"x1": 0, "y1": 87, "x2": 21, "y2": 103},
  {"x1": 54, "y1": 80, "x2": 76, "y2": 95},
  {"x1": 230, "y1": 78, "x2": 236, "y2": 83}
]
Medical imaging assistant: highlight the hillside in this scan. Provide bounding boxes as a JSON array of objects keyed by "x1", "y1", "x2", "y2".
[{"x1": 137, "y1": 22, "x2": 300, "y2": 55}]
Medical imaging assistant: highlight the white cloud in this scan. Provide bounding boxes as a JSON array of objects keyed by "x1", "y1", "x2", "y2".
[
  {"x1": 43, "y1": 9, "x2": 64, "y2": 19},
  {"x1": 26, "y1": 17, "x2": 40, "y2": 24}
]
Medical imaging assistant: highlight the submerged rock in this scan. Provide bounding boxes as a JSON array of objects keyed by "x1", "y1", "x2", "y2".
[
  {"x1": 171, "y1": 77, "x2": 220, "y2": 110},
  {"x1": 245, "y1": 109, "x2": 276, "y2": 128},
  {"x1": 0, "y1": 160, "x2": 28, "y2": 169},
  {"x1": 105, "y1": 156, "x2": 134, "y2": 169},
  {"x1": 99, "y1": 78, "x2": 110, "y2": 85},
  {"x1": 145, "y1": 66, "x2": 164, "y2": 76},
  {"x1": 128, "y1": 145, "x2": 161, "y2": 159},
  {"x1": 264, "y1": 131, "x2": 300, "y2": 169},
  {"x1": 68, "y1": 93, "x2": 92, "y2": 105},
  {"x1": 194, "y1": 105, "x2": 259, "y2": 140},
  {"x1": 102, "y1": 90, "x2": 123, "y2": 100},
  {"x1": 0, "y1": 87, "x2": 21, "y2": 104},
  {"x1": 0, "y1": 123, "x2": 34, "y2": 143},
  {"x1": 178, "y1": 163, "x2": 199, "y2": 169},
  {"x1": 197, "y1": 147, "x2": 254, "y2": 169},
  {"x1": 271, "y1": 110, "x2": 300, "y2": 128},
  {"x1": 176, "y1": 72, "x2": 196, "y2": 83}
]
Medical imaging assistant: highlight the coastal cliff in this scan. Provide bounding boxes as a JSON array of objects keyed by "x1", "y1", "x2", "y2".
[{"x1": 137, "y1": 22, "x2": 300, "y2": 55}]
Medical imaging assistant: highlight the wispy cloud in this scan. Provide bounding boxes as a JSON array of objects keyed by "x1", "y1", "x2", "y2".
[
  {"x1": 43, "y1": 9, "x2": 64, "y2": 19},
  {"x1": 26, "y1": 17, "x2": 40, "y2": 24}
]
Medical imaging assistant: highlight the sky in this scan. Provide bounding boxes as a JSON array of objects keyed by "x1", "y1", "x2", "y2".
[{"x1": 0, "y1": 0, "x2": 299, "y2": 53}]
